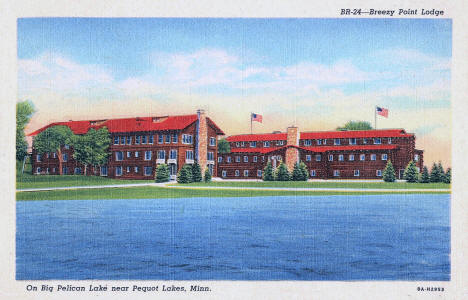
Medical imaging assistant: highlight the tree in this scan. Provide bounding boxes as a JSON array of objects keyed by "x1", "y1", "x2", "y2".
[
  {"x1": 291, "y1": 162, "x2": 303, "y2": 181},
  {"x1": 383, "y1": 160, "x2": 396, "y2": 182},
  {"x1": 16, "y1": 100, "x2": 35, "y2": 161},
  {"x1": 336, "y1": 120, "x2": 373, "y2": 131},
  {"x1": 403, "y1": 160, "x2": 419, "y2": 183},
  {"x1": 155, "y1": 164, "x2": 170, "y2": 183},
  {"x1": 299, "y1": 161, "x2": 309, "y2": 181},
  {"x1": 204, "y1": 168, "x2": 212, "y2": 182},
  {"x1": 443, "y1": 168, "x2": 451, "y2": 184},
  {"x1": 262, "y1": 161, "x2": 275, "y2": 181},
  {"x1": 33, "y1": 125, "x2": 74, "y2": 175},
  {"x1": 275, "y1": 162, "x2": 290, "y2": 181},
  {"x1": 430, "y1": 162, "x2": 442, "y2": 182},
  {"x1": 177, "y1": 164, "x2": 193, "y2": 183},
  {"x1": 419, "y1": 166, "x2": 430, "y2": 183},
  {"x1": 437, "y1": 162, "x2": 445, "y2": 182},
  {"x1": 69, "y1": 127, "x2": 111, "y2": 175},
  {"x1": 191, "y1": 163, "x2": 203, "y2": 182},
  {"x1": 218, "y1": 138, "x2": 231, "y2": 153}
]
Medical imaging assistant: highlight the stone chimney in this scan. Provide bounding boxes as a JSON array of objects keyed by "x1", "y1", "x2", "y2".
[
  {"x1": 196, "y1": 109, "x2": 208, "y2": 175},
  {"x1": 285, "y1": 126, "x2": 299, "y2": 172}
]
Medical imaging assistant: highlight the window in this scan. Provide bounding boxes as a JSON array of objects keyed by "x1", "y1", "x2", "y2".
[
  {"x1": 114, "y1": 136, "x2": 119, "y2": 145},
  {"x1": 250, "y1": 141, "x2": 257, "y2": 148},
  {"x1": 371, "y1": 154, "x2": 377, "y2": 161},
  {"x1": 144, "y1": 166, "x2": 152, "y2": 176},
  {"x1": 374, "y1": 138, "x2": 382, "y2": 145},
  {"x1": 310, "y1": 170, "x2": 316, "y2": 177},
  {"x1": 328, "y1": 154, "x2": 333, "y2": 161},
  {"x1": 363, "y1": 138, "x2": 368, "y2": 144},
  {"x1": 236, "y1": 142, "x2": 240, "y2": 147},
  {"x1": 136, "y1": 136, "x2": 141, "y2": 144},
  {"x1": 334, "y1": 139, "x2": 341, "y2": 145},
  {"x1": 142, "y1": 136, "x2": 148, "y2": 144},
  {"x1": 120, "y1": 136, "x2": 125, "y2": 145},
  {"x1": 210, "y1": 137, "x2": 216, "y2": 146},
  {"x1": 235, "y1": 156, "x2": 240, "y2": 162},
  {"x1": 227, "y1": 156, "x2": 231, "y2": 163},
  {"x1": 208, "y1": 152, "x2": 214, "y2": 160},
  {"x1": 257, "y1": 170, "x2": 262, "y2": 177},
  {"x1": 165, "y1": 134, "x2": 170, "y2": 143},
  {"x1": 100, "y1": 166, "x2": 108, "y2": 176},
  {"x1": 306, "y1": 155, "x2": 311, "y2": 161},
  {"x1": 304, "y1": 140, "x2": 312, "y2": 146},
  {"x1": 36, "y1": 167, "x2": 41, "y2": 174},
  {"x1": 172, "y1": 133, "x2": 178, "y2": 143},
  {"x1": 170, "y1": 149, "x2": 177, "y2": 159},
  {"x1": 52, "y1": 168, "x2": 56, "y2": 173},
  {"x1": 243, "y1": 156, "x2": 248, "y2": 162},
  {"x1": 62, "y1": 167, "x2": 68, "y2": 174},
  {"x1": 46, "y1": 153, "x2": 50, "y2": 159},
  {"x1": 277, "y1": 155, "x2": 282, "y2": 161},
  {"x1": 149, "y1": 135, "x2": 154, "y2": 144},
  {"x1": 158, "y1": 135, "x2": 163, "y2": 144},
  {"x1": 127, "y1": 136, "x2": 132, "y2": 145},
  {"x1": 157, "y1": 150, "x2": 165, "y2": 160},
  {"x1": 135, "y1": 151, "x2": 140, "y2": 158},
  {"x1": 323, "y1": 139, "x2": 327, "y2": 145},
  {"x1": 218, "y1": 156, "x2": 223, "y2": 163},
  {"x1": 62, "y1": 153, "x2": 69, "y2": 162},
  {"x1": 264, "y1": 141, "x2": 270, "y2": 147},
  {"x1": 134, "y1": 166, "x2": 139, "y2": 173},
  {"x1": 115, "y1": 166, "x2": 122, "y2": 176},
  {"x1": 244, "y1": 170, "x2": 249, "y2": 177},
  {"x1": 222, "y1": 170, "x2": 227, "y2": 177},
  {"x1": 115, "y1": 151, "x2": 123, "y2": 161},
  {"x1": 182, "y1": 134, "x2": 193, "y2": 144},
  {"x1": 317, "y1": 139, "x2": 322, "y2": 145},
  {"x1": 186, "y1": 150, "x2": 194, "y2": 160},
  {"x1": 388, "y1": 138, "x2": 392, "y2": 144},
  {"x1": 145, "y1": 151, "x2": 152, "y2": 160},
  {"x1": 338, "y1": 154, "x2": 344, "y2": 161},
  {"x1": 334, "y1": 170, "x2": 340, "y2": 177},
  {"x1": 349, "y1": 154, "x2": 354, "y2": 161},
  {"x1": 127, "y1": 151, "x2": 131, "y2": 158},
  {"x1": 360, "y1": 154, "x2": 365, "y2": 161},
  {"x1": 36, "y1": 154, "x2": 42, "y2": 162},
  {"x1": 354, "y1": 170, "x2": 360, "y2": 177},
  {"x1": 277, "y1": 141, "x2": 284, "y2": 146},
  {"x1": 64, "y1": 144, "x2": 70, "y2": 149},
  {"x1": 253, "y1": 156, "x2": 258, "y2": 162},
  {"x1": 376, "y1": 170, "x2": 382, "y2": 177},
  {"x1": 349, "y1": 138, "x2": 356, "y2": 145},
  {"x1": 235, "y1": 170, "x2": 240, "y2": 177},
  {"x1": 52, "y1": 152, "x2": 57, "y2": 158},
  {"x1": 241, "y1": 142, "x2": 245, "y2": 147},
  {"x1": 262, "y1": 156, "x2": 265, "y2": 162},
  {"x1": 316, "y1": 155, "x2": 322, "y2": 162},
  {"x1": 382, "y1": 154, "x2": 388, "y2": 160},
  {"x1": 414, "y1": 154, "x2": 419, "y2": 162},
  {"x1": 126, "y1": 166, "x2": 131, "y2": 173}
]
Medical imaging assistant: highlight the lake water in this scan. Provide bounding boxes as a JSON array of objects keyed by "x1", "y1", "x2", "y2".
[{"x1": 16, "y1": 194, "x2": 450, "y2": 280}]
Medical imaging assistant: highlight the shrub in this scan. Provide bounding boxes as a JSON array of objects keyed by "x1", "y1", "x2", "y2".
[
  {"x1": 443, "y1": 168, "x2": 451, "y2": 184},
  {"x1": 292, "y1": 162, "x2": 303, "y2": 181},
  {"x1": 204, "y1": 168, "x2": 212, "y2": 182},
  {"x1": 419, "y1": 166, "x2": 430, "y2": 183},
  {"x1": 383, "y1": 160, "x2": 396, "y2": 182},
  {"x1": 429, "y1": 162, "x2": 442, "y2": 182},
  {"x1": 275, "y1": 162, "x2": 290, "y2": 181},
  {"x1": 403, "y1": 160, "x2": 419, "y2": 183},
  {"x1": 177, "y1": 164, "x2": 193, "y2": 183},
  {"x1": 299, "y1": 161, "x2": 309, "y2": 181},
  {"x1": 155, "y1": 164, "x2": 170, "y2": 183},
  {"x1": 262, "y1": 161, "x2": 275, "y2": 181},
  {"x1": 191, "y1": 163, "x2": 203, "y2": 182}
]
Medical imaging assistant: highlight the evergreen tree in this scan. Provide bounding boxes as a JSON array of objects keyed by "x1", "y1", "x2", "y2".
[
  {"x1": 292, "y1": 162, "x2": 303, "y2": 181},
  {"x1": 155, "y1": 164, "x2": 170, "y2": 183},
  {"x1": 177, "y1": 164, "x2": 193, "y2": 183},
  {"x1": 299, "y1": 161, "x2": 309, "y2": 181},
  {"x1": 383, "y1": 160, "x2": 396, "y2": 182},
  {"x1": 437, "y1": 162, "x2": 445, "y2": 182},
  {"x1": 262, "y1": 161, "x2": 275, "y2": 181},
  {"x1": 275, "y1": 162, "x2": 290, "y2": 181},
  {"x1": 16, "y1": 100, "x2": 35, "y2": 161},
  {"x1": 403, "y1": 160, "x2": 419, "y2": 183},
  {"x1": 430, "y1": 162, "x2": 441, "y2": 182},
  {"x1": 419, "y1": 166, "x2": 430, "y2": 183},
  {"x1": 204, "y1": 168, "x2": 212, "y2": 182},
  {"x1": 191, "y1": 163, "x2": 203, "y2": 182},
  {"x1": 443, "y1": 168, "x2": 451, "y2": 184}
]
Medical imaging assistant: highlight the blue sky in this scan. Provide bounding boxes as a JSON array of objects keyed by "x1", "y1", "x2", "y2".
[{"x1": 17, "y1": 18, "x2": 452, "y2": 165}]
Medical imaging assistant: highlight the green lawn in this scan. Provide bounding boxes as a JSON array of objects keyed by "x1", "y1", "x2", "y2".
[
  {"x1": 16, "y1": 186, "x2": 449, "y2": 201},
  {"x1": 172, "y1": 181, "x2": 450, "y2": 189}
]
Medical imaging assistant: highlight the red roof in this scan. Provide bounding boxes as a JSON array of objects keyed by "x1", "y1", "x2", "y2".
[
  {"x1": 230, "y1": 147, "x2": 284, "y2": 154},
  {"x1": 300, "y1": 145, "x2": 398, "y2": 152},
  {"x1": 300, "y1": 129, "x2": 412, "y2": 139},
  {"x1": 28, "y1": 114, "x2": 224, "y2": 136},
  {"x1": 227, "y1": 132, "x2": 287, "y2": 142}
]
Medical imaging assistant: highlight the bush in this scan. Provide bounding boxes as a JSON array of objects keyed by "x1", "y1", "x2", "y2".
[
  {"x1": 419, "y1": 166, "x2": 430, "y2": 183},
  {"x1": 155, "y1": 164, "x2": 170, "y2": 183},
  {"x1": 383, "y1": 160, "x2": 396, "y2": 182},
  {"x1": 275, "y1": 162, "x2": 290, "y2": 181},
  {"x1": 429, "y1": 162, "x2": 442, "y2": 182},
  {"x1": 262, "y1": 161, "x2": 275, "y2": 181},
  {"x1": 177, "y1": 164, "x2": 193, "y2": 183},
  {"x1": 403, "y1": 160, "x2": 419, "y2": 183},
  {"x1": 299, "y1": 161, "x2": 309, "y2": 181},
  {"x1": 204, "y1": 168, "x2": 212, "y2": 182},
  {"x1": 443, "y1": 168, "x2": 451, "y2": 184},
  {"x1": 292, "y1": 162, "x2": 303, "y2": 181},
  {"x1": 191, "y1": 163, "x2": 203, "y2": 182}
]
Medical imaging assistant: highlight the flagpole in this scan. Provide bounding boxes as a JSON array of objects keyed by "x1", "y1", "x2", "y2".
[
  {"x1": 374, "y1": 106, "x2": 377, "y2": 130},
  {"x1": 250, "y1": 112, "x2": 253, "y2": 134}
]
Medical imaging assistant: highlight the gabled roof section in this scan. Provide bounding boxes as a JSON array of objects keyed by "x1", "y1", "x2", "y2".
[
  {"x1": 226, "y1": 132, "x2": 287, "y2": 142},
  {"x1": 300, "y1": 129, "x2": 413, "y2": 139},
  {"x1": 27, "y1": 114, "x2": 221, "y2": 136}
]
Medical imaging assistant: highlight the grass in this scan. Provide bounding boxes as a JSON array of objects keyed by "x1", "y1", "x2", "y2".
[
  {"x1": 172, "y1": 181, "x2": 450, "y2": 190},
  {"x1": 16, "y1": 186, "x2": 449, "y2": 201}
]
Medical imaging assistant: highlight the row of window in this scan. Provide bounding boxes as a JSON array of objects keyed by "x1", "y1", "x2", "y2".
[
  {"x1": 221, "y1": 169, "x2": 263, "y2": 177},
  {"x1": 218, "y1": 155, "x2": 267, "y2": 163},
  {"x1": 303, "y1": 137, "x2": 392, "y2": 146},
  {"x1": 332, "y1": 170, "x2": 383, "y2": 177},
  {"x1": 234, "y1": 140, "x2": 285, "y2": 148},
  {"x1": 113, "y1": 166, "x2": 153, "y2": 176},
  {"x1": 113, "y1": 134, "x2": 217, "y2": 146},
  {"x1": 305, "y1": 153, "x2": 388, "y2": 162},
  {"x1": 114, "y1": 150, "x2": 214, "y2": 161},
  {"x1": 35, "y1": 167, "x2": 81, "y2": 174}
]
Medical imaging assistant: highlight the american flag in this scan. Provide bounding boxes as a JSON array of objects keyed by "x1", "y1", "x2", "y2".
[
  {"x1": 251, "y1": 113, "x2": 263, "y2": 123},
  {"x1": 376, "y1": 106, "x2": 388, "y2": 118}
]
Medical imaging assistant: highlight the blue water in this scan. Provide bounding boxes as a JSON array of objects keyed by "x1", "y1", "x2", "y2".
[{"x1": 16, "y1": 194, "x2": 450, "y2": 280}]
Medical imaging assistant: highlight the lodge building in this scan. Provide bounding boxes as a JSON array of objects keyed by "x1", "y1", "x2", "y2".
[{"x1": 29, "y1": 111, "x2": 423, "y2": 180}]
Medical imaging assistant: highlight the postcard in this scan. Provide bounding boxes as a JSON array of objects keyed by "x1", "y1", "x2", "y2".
[{"x1": 1, "y1": 0, "x2": 467, "y2": 299}]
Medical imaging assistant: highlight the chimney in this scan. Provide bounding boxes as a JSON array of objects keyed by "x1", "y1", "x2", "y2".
[
  {"x1": 285, "y1": 126, "x2": 299, "y2": 172},
  {"x1": 196, "y1": 109, "x2": 208, "y2": 174}
]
